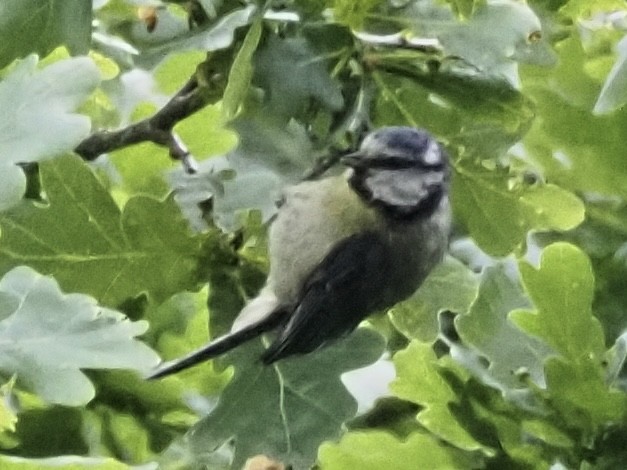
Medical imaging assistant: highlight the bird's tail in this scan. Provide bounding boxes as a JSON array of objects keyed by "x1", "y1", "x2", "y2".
[{"x1": 146, "y1": 308, "x2": 285, "y2": 379}]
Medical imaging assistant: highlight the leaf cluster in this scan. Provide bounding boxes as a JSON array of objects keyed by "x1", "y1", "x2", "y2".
[{"x1": 0, "y1": 0, "x2": 626, "y2": 469}]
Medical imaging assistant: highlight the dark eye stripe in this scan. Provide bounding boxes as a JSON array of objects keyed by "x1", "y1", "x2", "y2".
[{"x1": 367, "y1": 155, "x2": 445, "y2": 170}]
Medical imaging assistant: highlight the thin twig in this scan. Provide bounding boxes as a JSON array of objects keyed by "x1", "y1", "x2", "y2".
[
  {"x1": 352, "y1": 31, "x2": 443, "y2": 53},
  {"x1": 74, "y1": 77, "x2": 207, "y2": 174},
  {"x1": 302, "y1": 149, "x2": 345, "y2": 181}
]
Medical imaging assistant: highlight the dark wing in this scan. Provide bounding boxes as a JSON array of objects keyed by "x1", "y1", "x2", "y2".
[{"x1": 261, "y1": 231, "x2": 389, "y2": 364}]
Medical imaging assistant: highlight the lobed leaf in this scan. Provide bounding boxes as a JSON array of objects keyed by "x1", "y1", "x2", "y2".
[
  {"x1": 187, "y1": 328, "x2": 385, "y2": 469},
  {"x1": 390, "y1": 341, "x2": 490, "y2": 453},
  {"x1": 389, "y1": 256, "x2": 479, "y2": 342},
  {"x1": 0, "y1": 266, "x2": 159, "y2": 406},
  {"x1": 0, "y1": 55, "x2": 99, "y2": 211},
  {"x1": 222, "y1": 18, "x2": 263, "y2": 119},
  {"x1": 452, "y1": 160, "x2": 584, "y2": 256},
  {"x1": 318, "y1": 430, "x2": 477, "y2": 470},
  {"x1": 456, "y1": 264, "x2": 552, "y2": 390},
  {"x1": 0, "y1": 155, "x2": 211, "y2": 306},
  {"x1": 510, "y1": 243, "x2": 604, "y2": 361},
  {"x1": 522, "y1": 35, "x2": 627, "y2": 199},
  {"x1": 511, "y1": 243, "x2": 627, "y2": 430}
]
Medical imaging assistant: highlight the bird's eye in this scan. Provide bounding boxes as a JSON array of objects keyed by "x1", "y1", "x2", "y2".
[{"x1": 421, "y1": 161, "x2": 446, "y2": 171}]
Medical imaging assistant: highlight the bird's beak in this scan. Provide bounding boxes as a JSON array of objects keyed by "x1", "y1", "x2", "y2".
[{"x1": 340, "y1": 152, "x2": 363, "y2": 168}]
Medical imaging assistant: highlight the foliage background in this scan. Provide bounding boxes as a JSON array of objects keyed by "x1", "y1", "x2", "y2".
[{"x1": 0, "y1": 0, "x2": 627, "y2": 468}]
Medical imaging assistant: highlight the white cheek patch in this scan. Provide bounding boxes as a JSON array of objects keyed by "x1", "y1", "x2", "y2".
[{"x1": 423, "y1": 142, "x2": 442, "y2": 166}]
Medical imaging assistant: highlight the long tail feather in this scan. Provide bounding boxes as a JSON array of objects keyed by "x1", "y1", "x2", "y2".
[{"x1": 147, "y1": 309, "x2": 285, "y2": 379}]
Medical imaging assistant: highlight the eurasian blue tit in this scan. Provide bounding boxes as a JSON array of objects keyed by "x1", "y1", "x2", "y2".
[{"x1": 148, "y1": 126, "x2": 451, "y2": 379}]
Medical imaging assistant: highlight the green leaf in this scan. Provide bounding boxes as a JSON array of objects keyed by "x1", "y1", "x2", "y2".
[
  {"x1": 143, "y1": 6, "x2": 256, "y2": 59},
  {"x1": 0, "y1": 266, "x2": 159, "y2": 406},
  {"x1": 371, "y1": 66, "x2": 536, "y2": 160},
  {"x1": 443, "y1": 0, "x2": 480, "y2": 19},
  {"x1": 318, "y1": 430, "x2": 477, "y2": 470},
  {"x1": 254, "y1": 35, "x2": 344, "y2": 117},
  {"x1": 172, "y1": 105, "x2": 238, "y2": 158},
  {"x1": 365, "y1": 0, "x2": 547, "y2": 82},
  {"x1": 186, "y1": 328, "x2": 385, "y2": 469},
  {"x1": 331, "y1": 0, "x2": 383, "y2": 29},
  {"x1": 107, "y1": 143, "x2": 176, "y2": 199},
  {"x1": 510, "y1": 243, "x2": 627, "y2": 430},
  {"x1": 154, "y1": 50, "x2": 207, "y2": 95},
  {"x1": 390, "y1": 341, "x2": 490, "y2": 453},
  {"x1": 510, "y1": 243, "x2": 604, "y2": 361},
  {"x1": 520, "y1": 419, "x2": 573, "y2": 449},
  {"x1": 455, "y1": 264, "x2": 552, "y2": 390},
  {"x1": 540, "y1": 200, "x2": 627, "y2": 343},
  {"x1": 206, "y1": 238, "x2": 267, "y2": 339},
  {"x1": 0, "y1": 378, "x2": 17, "y2": 435},
  {"x1": 0, "y1": 0, "x2": 91, "y2": 68},
  {"x1": 62, "y1": 296, "x2": 224, "y2": 460},
  {"x1": 222, "y1": 18, "x2": 263, "y2": 119},
  {"x1": 461, "y1": 380, "x2": 555, "y2": 468},
  {"x1": 143, "y1": 290, "x2": 232, "y2": 394},
  {"x1": 543, "y1": 356, "x2": 627, "y2": 430},
  {"x1": 0, "y1": 455, "x2": 139, "y2": 469},
  {"x1": 98, "y1": 410, "x2": 153, "y2": 463},
  {"x1": 88, "y1": 292, "x2": 234, "y2": 463},
  {"x1": 13, "y1": 405, "x2": 85, "y2": 457},
  {"x1": 438, "y1": 1, "x2": 544, "y2": 81},
  {"x1": 452, "y1": 160, "x2": 585, "y2": 256},
  {"x1": 559, "y1": 0, "x2": 627, "y2": 17},
  {"x1": 389, "y1": 256, "x2": 479, "y2": 342},
  {"x1": 594, "y1": 35, "x2": 627, "y2": 115},
  {"x1": 0, "y1": 155, "x2": 211, "y2": 306},
  {"x1": 172, "y1": 116, "x2": 314, "y2": 231},
  {"x1": 519, "y1": 184, "x2": 586, "y2": 230},
  {"x1": 522, "y1": 34, "x2": 627, "y2": 198},
  {"x1": 0, "y1": 55, "x2": 99, "y2": 211}
]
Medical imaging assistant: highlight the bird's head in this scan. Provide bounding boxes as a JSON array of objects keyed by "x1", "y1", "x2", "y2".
[{"x1": 341, "y1": 126, "x2": 449, "y2": 220}]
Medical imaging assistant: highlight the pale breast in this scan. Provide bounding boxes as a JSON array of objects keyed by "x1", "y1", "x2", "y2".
[{"x1": 266, "y1": 175, "x2": 383, "y2": 303}]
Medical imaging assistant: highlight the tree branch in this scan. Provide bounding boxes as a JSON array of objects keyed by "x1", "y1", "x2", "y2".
[
  {"x1": 74, "y1": 76, "x2": 208, "y2": 174},
  {"x1": 353, "y1": 31, "x2": 443, "y2": 53}
]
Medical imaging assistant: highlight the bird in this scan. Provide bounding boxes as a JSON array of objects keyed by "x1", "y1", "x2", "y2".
[{"x1": 148, "y1": 126, "x2": 451, "y2": 379}]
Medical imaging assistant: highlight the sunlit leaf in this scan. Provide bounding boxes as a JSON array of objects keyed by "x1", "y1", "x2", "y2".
[
  {"x1": 0, "y1": 155, "x2": 212, "y2": 306},
  {"x1": 511, "y1": 243, "x2": 604, "y2": 360},
  {"x1": 318, "y1": 430, "x2": 478, "y2": 469},
  {"x1": 389, "y1": 256, "x2": 479, "y2": 342},
  {"x1": 522, "y1": 35, "x2": 627, "y2": 198},
  {"x1": 511, "y1": 243, "x2": 627, "y2": 430},
  {"x1": 0, "y1": 455, "x2": 143, "y2": 469},
  {"x1": 452, "y1": 160, "x2": 584, "y2": 256},
  {"x1": 222, "y1": 18, "x2": 263, "y2": 119},
  {"x1": 390, "y1": 341, "x2": 491, "y2": 453}
]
